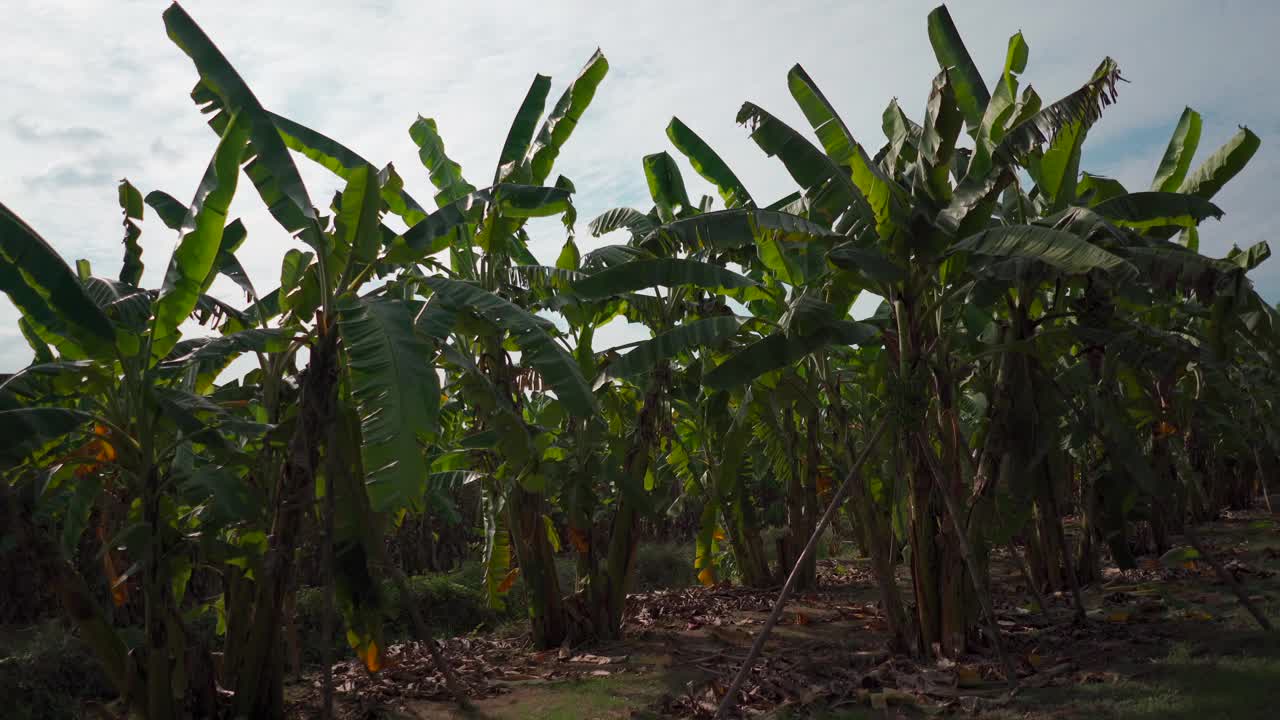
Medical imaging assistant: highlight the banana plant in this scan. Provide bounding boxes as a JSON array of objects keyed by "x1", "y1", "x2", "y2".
[{"x1": 0, "y1": 100, "x2": 271, "y2": 718}]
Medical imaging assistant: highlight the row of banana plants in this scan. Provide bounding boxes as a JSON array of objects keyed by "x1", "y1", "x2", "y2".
[{"x1": 1, "y1": 2, "x2": 1275, "y2": 717}]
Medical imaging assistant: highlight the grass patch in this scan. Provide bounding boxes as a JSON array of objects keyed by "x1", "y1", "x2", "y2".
[{"x1": 1002, "y1": 634, "x2": 1280, "y2": 720}]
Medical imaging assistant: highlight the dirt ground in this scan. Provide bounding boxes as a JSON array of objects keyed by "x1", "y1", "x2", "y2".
[{"x1": 289, "y1": 511, "x2": 1280, "y2": 719}]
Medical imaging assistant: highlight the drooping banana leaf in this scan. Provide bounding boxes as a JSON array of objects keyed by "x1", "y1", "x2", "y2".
[
  {"x1": 588, "y1": 207, "x2": 657, "y2": 238},
  {"x1": 0, "y1": 204, "x2": 116, "y2": 359},
  {"x1": 423, "y1": 277, "x2": 597, "y2": 417},
  {"x1": 950, "y1": 225, "x2": 1136, "y2": 280},
  {"x1": 704, "y1": 321, "x2": 880, "y2": 389},
  {"x1": 163, "y1": 3, "x2": 317, "y2": 237},
  {"x1": 605, "y1": 316, "x2": 745, "y2": 378},
  {"x1": 0, "y1": 407, "x2": 94, "y2": 466},
  {"x1": 736, "y1": 102, "x2": 869, "y2": 230},
  {"x1": 1092, "y1": 192, "x2": 1223, "y2": 232},
  {"x1": 269, "y1": 111, "x2": 427, "y2": 224},
  {"x1": 144, "y1": 190, "x2": 188, "y2": 230},
  {"x1": 337, "y1": 296, "x2": 440, "y2": 512},
  {"x1": 162, "y1": 328, "x2": 291, "y2": 368},
  {"x1": 388, "y1": 184, "x2": 571, "y2": 262},
  {"x1": 1178, "y1": 126, "x2": 1261, "y2": 200},
  {"x1": 571, "y1": 258, "x2": 757, "y2": 299}
]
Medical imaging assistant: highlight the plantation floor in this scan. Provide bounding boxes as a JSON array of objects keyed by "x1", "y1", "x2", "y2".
[{"x1": 290, "y1": 511, "x2": 1280, "y2": 719}]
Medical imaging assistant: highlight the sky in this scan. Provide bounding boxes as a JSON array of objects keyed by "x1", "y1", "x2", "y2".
[{"x1": 2, "y1": 0, "x2": 1277, "y2": 372}]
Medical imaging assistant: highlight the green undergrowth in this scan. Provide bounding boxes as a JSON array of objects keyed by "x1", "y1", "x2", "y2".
[
  {"x1": 294, "y1": 542, "x2": 696, "y2": 665},
  {"x1": 0, "y1": 622, "x2": 114, "y2": 720}
]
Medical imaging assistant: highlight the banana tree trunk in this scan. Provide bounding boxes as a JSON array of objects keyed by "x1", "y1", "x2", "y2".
[
  {"x1": 721, "y1": 483, "x2": 774, "y2": 588},
  {"x1": 508, "y1": 486, "x2": 566, "y2": 649},
  {"x1": 233, "y1": 332, "x2": 337, "y2": 718}
]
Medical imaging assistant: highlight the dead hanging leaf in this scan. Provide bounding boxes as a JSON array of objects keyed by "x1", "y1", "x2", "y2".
[
  {"x1": 74, "y1": 424, "x2": 117, "y2": 478},
  {"x1": 497, "y1": 566, "x2": 521, "y2": 594},
  {"x1": 816, "y1": 473, "x2": 833, "y2": 496},
  {"x1": 697, "y1": 566, "x2": 716, "y2": 587},
  {"x1": 360, "y1": 641, "x2": 382, "y2": 673},
  {"x1": 567, "y1": 526, "x2": 590, "y2": 554},
  {"x1": 1154, "y1": 420, "x2": 1178, "y2": 439},
  {"x1": 102, "y1": 550, "x2": 128, "y2": 607},
  {"x1": 712, "y1": 528, "x2": 727, "y2": 542},
  {"x1": 956, "y1": 666, "x2": 982, "y2": 687}
]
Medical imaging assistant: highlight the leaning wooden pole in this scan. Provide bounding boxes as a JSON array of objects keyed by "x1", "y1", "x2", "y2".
[
  {"x1": 714, "y1": 416, "x2": 889, "y2": 719},
  {"x1": 1181, "y1": 522, "x2": 1273, "y2": 631}
]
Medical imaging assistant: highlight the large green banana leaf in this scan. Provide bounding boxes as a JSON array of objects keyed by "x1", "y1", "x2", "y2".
[
  {"x1": 526, "y1": 50, "x2": 609, "y2": 185},
  {"x1": 1178, "y1": 126, "x2": 1261, "y2": 200},
  {"x1": 736, "y1": 102, "x2": 869, "y2": 230},
  {"x1": 335, "y1": 164, "x2": 383, "y2": 270},
  {"x1": 423, "y1": 277, "x2": 597, "y2": 417},
  {"x1": 163, "y1": 3, "x2": 316, "y2": 236},
  {"x1": 667, "y1": 117, "x2": 753, "y2": 209},
  {"x1": 1093, "y1": 192, "x2": 1223, "y2": 231},
  {"x1": 269, "y1": 111, "x2": 428, "y2": 224},
  {"x1": 704, "y1": 321, "x2": 880, "y2": 389},
  {"x1": 0, "y1": 204, "x2": 115, "y2": 359},
  {"x1": 388, "y1": 184, "x2": 572, "y2": 262},
  {"x1": 337, "y1": 296, "x2": 440, "y2": 512},
  {"x1": 788, "y1": 64, "x2": 907, "y2": 238},
  {"x1": 950, "y1": 225, "x2": 1135, "y2": 279},
  {"x1": 644, "y1": 152, "x2": 694, "y2": 222},
  {"x1": 409, "y1": 116, "x2": 476, "y2": 208},
  {"x1": 1150, "y1": 107, "x2": 1202, "y2": 192},
  {"x1": 653, "y1": 208, "x2": 837, "y2": 252},
  {"x1": 605, "y1": 316, "x2": 745, "y2": 378},
  {"x1": 915, "y1": 70, "x2": 966, "y2": 204},
  {"x1": 571, "y1": 258, "x2": 757, "y2": 299},
  {"x1": 495, "y1": 75, "x2": 551, "y2": 184},
  {"x1": 926, "y1": 4, "x2": 991, "y2": 132},
  {"x1": 152, "y1": 115, "x2": 248, "y2": 360}
]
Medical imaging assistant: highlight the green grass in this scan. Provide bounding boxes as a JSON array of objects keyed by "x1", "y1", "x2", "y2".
[{"x1": 992, "y1": 634, "x2": 1280, "y2": 720}]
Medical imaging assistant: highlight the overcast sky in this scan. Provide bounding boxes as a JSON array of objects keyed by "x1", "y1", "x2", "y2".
[{"x1": 2, "y1": 0, "x2": 1276, "y2": 371}]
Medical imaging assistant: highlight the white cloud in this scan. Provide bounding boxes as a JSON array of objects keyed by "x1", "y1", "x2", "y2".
[{"x1": 1, "y1": 0, "x2": 1276, "y2": 371}]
